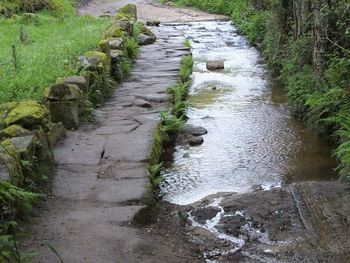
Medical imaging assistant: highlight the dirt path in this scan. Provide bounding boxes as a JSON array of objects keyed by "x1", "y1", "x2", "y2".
[{"x1": 78, "y1": 0, "x2": 227, "y2": 22}]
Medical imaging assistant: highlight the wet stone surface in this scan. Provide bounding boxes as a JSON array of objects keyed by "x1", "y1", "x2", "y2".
[
  {"x1": 24, "y1": 24, "x2": 199, "y2": 263},
  {"x1": 187, "y1": 182, "x2": 350, "y2": 263}
]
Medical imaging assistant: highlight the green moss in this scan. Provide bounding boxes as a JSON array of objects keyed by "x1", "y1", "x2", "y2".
[
  {"x1": 0, "y1": 102, "x2": 19, "y2": 129},
  {"x1": 0, "y1": 139, "x2": 24, "y2": 186},
  {"x1": 104, "y1": 25, "x2": 127, "y2": 38},
  {"x1": 44, "y1": 83, "x2": 82, "y2": 101},
  {"x1": 0, "y1": 125, "x2": 32, "y2": 139},
  {"x1": 4, "y1": 100, "x2": 50, "y2": 128},
  {"x1": 85, "y1": 51, "x2": 110, "y2": 73},
  {"x1": 117, "y1": 4, "x2": 137, "y2": 21}
]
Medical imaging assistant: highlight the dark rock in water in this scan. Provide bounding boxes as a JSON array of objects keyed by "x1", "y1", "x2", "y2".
[
  {"x1": 146, "y1": 20, "x2": 160, "y2": 27},
  {"x1": 191, "y1": 207, "x2": 221, "y2": 224},
  {"x1": 189, "y1": 136, "x2": 204, "y2": 146},
  {"x1": 206, "y1": 61, "x2": 224, "y2": 71},
  {"x1": 136, "y1": 94, "x2": 170, "y2": 103},
  {"x1": 182, "y1": 125, "x2": 207, "y2": 136},
  {"x1": 139, "y1": 33, "x2": 156, "y2": 45},
  {"x1": 133, "y1": 99, "x2": 151, "y2": 108},
  {"x1": 216, "y1": 215, "x2": 246, "y2": 236}
]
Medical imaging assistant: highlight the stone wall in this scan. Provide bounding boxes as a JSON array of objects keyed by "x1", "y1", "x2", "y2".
[{"x1": 0, "y1": 4, "x2": 156, "y2": 191}]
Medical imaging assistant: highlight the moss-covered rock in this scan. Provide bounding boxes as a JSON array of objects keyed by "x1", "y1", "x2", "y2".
[
  {"x1": 104, "y1": 25, "x2": 127, "y2": 38},
  {"x1": 84, "y1": 50, "x2": 110, "y2": 73},
  {"x1": 0, "y1": 139, "x2": 24, "y2": 186},
  {"x1": 9, "y1": 135, "x2": 36, "y2": 162},
  {"x1": 117, "y1": 4, "x2": 137, "y2": 21},
  {"x1": 99, "y1": 39, "x2": 112, "y2": 70},
  {"x1": 47, "y1": 122, "x2": 65, "y2": 147},
  {"x1": 33, "y1": 126, "x2": 54, "y2": 163},
  {"x1": 4, "y1": 100, "x2": 50, "y2": 129},
  {"x1": 114, "y1": 18, "x2": 133, "y2": 36},
  {"x1": 57, "y1": 76, "x2": 88, "y2": 93},
  {"x1": 0, "y1": 125, "x2": 32, "y2": 140},
  {"x1": 44, "y1": 83, "x2": 82, "y2": 101},
  {"x1": 136, "y1": 22, "x2": 156, "y2": 38},
  {"x1": 48, "y1": 101, "x2": 80, "y2": 130},
  {"x1": 0, "y1": 102, "x2": 19, "y2": 129},
  {"x1": 108, "y1": 37, "x2": 124, "y2": 50}
]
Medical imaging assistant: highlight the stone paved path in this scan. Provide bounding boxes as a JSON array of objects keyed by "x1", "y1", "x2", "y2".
[{"x1": 27, "y1": 26, "x2": 191, "y2": 262}]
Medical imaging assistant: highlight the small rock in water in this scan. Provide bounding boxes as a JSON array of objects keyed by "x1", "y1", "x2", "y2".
[
  {"x1": 139, "y1": 34, "x2": 156, "y2": 45},
  {"x1": 191, "y1": 207, "x2": 221, "y2": 224},
  {"x1": 146, "y1": 20, "x2": 160, "y2": 27},
  {"x1": 188, "y1": 136, "x2": 204, "y2": 146},
  {"x1": 133, "y1": 99, "x2": 151, "y2": 108},
  {"x1": 182, "y1": 125, "x2": 207, "y2": 136},
  {"x1": 206, "y1": 61, "x2": 224, "y2": 71}
]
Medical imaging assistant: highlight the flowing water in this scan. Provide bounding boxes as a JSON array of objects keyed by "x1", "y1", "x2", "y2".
[{"x1": 160, "y1": 21, "x2": 337, "y2": 205}]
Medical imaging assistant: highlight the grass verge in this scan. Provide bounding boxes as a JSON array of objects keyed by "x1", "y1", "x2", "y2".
[{"x1": 0, "y1": 8, "x2": 112, "y2": 103}]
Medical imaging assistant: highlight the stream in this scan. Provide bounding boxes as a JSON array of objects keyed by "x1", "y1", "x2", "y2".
[{"x1": 159, "y1": 21, "x2": 337, "y2": 205}]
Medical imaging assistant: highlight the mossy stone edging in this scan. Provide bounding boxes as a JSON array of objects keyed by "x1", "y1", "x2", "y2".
[
  {"x1": 147, "y1": 51, "x2": 193, "y2": 200},
  {"x1": 0, "y1": 4, "x2": 148, "y2": 235}
]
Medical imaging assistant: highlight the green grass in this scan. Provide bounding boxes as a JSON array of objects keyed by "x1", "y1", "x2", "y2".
[{"x1": 0, "y1": 11, "x2": 111, "y2": 103}]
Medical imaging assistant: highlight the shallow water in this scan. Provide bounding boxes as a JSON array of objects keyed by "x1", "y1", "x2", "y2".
[{"x1": 160, "y1": 21, "x2": 337, "y2": 205}]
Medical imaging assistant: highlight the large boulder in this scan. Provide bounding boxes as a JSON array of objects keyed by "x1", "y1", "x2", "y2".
[
  {"x1": 3, "y1": 100, "x2": 50, "y2": 129},
  {"x1": 117, "y1": 4, "x2": 137, "y2": 21}
]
